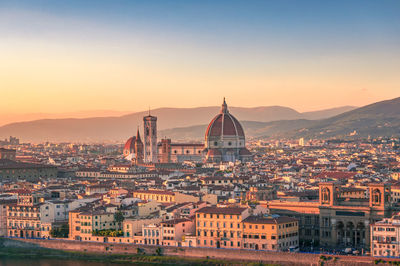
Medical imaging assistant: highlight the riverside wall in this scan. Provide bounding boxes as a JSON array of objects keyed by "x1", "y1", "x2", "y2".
[{"x1": 0, "y1": 237, "x2": 394, "y2": 265}]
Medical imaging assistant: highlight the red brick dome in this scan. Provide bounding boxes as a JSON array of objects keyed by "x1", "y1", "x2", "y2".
[
  {"x1": 123, "y1": 136, "x2": 136, "y2": 156},
  {"x1": 205, "y1": 98, "x2": 244, "y2": 139}
]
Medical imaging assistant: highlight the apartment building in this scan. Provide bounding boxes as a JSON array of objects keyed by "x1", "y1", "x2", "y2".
[
  {"x1": 195, "y1": 206, "x2": 250, "y2": 249},
  {"x1": 7, "y1": 192, "x2": 43, "y2": 238},
  {"x1": 142, "y1": 223, "x2": 162, "y2": 245},
  {"x1": 242, "y1": 215, "x2": 299, "y2": 251},
  {"x1": 69, "y1": 208, "x2": 116, "y2": 241},
  {"x1": 371, "y1": 215, "x2": 400, "y2": 257},
  {"x1": 161, "y1": 218, "x2": 194, "y2": 246}
]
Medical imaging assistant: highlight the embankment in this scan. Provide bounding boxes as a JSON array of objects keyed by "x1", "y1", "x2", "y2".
[{"x1": 0, "y1": 237, "x2": 394, "y2": 265}]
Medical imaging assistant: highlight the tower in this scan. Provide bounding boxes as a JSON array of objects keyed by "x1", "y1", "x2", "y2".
[
  {"x1": 319, "y1": 182, "x2": 340, "y2": 206},
  {"x1": 160, "y1": 138, "x2": 171, "y2": 163},
  {"x1": 369, "y1": 183, "x2": 391, "y2": 209},
  {"x1": 143, "y1": 112, "x2": 157, "y2": 163},
  {"x1": 134, "y1": 127, "x2": 143, "y2": 164}
]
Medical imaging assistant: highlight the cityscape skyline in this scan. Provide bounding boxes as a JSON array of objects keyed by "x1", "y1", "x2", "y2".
[
  {"x1": 1, "y1": 0, "x2": 400, "y2": 117},
  {"x1": 1, "y1": 1, "x2": 400, "y2": 263}
]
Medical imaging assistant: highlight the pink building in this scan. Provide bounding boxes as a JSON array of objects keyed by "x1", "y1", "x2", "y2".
[
  {"x1": 371, "y1": 214, "x2": 400, "y2": 257},
  {"x1": 161, "y1": 218, "x2": 194, "y2": 246}
]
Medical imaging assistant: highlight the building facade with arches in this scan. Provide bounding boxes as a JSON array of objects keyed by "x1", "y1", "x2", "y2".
[{"x1": 262, "y1": 182, "x2": 393, "y2": 251}]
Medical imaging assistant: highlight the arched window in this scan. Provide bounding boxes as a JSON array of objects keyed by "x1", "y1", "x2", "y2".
[
  {"x1": 322, "y1": 187, "x2": 330, "y2": 203},
  {"x1": 372, "y1": 189, "x2": 381, "y2": 205}
]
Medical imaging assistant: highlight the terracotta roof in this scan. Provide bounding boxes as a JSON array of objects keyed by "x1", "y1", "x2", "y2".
[
  {"x1": 239, "y1": 148, "x2": 252, "y2": 156},
  {"x1": 0, "y1": 159, "x2": 55, "y2": 170},
  {"x1": 196, "y1": 206, "x2": 247, "y2": 215},
  {"x1": 315, "y1": 171, "x2": 356, "y2": 180},
  {"x1": 133, "y1": 190, "x2": 175, "y2": 196},
  {"x1": 170, "y1": 143, "x2": 204, "y2": 147},
  {"x1": 243, "y1": 215, "x2": 298, "y2": 224},
  {"x1": 161, "y1": 218, "x2": 191, "y2": 225}
]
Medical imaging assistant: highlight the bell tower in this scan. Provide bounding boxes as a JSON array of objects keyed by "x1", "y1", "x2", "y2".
[
  {"x1": 369, "y1": 183, "x2": 391, "y2": 209},
  {"x1": 143, "y1": 111, "x2": 157, "y2": 163},
  {"x1": 319, "y1": 182, "x2": 340, "y2": 206}
]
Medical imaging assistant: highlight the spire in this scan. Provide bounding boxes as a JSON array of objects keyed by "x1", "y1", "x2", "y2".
[
  {"x1": 221, "y1": 97, "x2": 228, "y2": 113},
  {"x1": 136, "y1": 126, "x2": 141, "y2": 142}
]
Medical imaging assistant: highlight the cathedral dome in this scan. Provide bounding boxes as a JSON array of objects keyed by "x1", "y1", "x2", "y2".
[
  {"x1": 123, "y1": 136, "x2": 136, "y2": 157},
  {"x1": 205, "y1": 98, "x2": 245, "y2": 139}
]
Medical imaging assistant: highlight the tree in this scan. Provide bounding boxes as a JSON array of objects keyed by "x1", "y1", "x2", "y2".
[
  {"x1": 114, "y1": 211, "x2": 125, "y2": 229},
  {"x1": 50, "y1": 224, "x2": 69, "y2": 238}
]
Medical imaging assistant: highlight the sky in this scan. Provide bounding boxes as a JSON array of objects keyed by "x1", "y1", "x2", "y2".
[{"x1": 1, "y1": 0, "x2": 399, "y2": 122}]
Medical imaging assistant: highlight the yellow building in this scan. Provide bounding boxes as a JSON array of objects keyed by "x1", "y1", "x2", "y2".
[
  {"x1": 242, "y1": 215, "x2": 298, "y2": 251},
  {"x1": 69, "y1": 209, "x2": 116, "y2": 241},
  {"x1": 133, "y1": 190, "x2": 175, "y2": 203},
  {"x1": 195, "y1": 206, "x2": 249, "y2": 249},
  {"x1": 133, "y1": 190, "x2": 199, "y2": 204}
]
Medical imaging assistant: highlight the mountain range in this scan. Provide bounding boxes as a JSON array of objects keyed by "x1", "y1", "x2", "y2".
[
  {"x1": 161, "y1": 97, "x2": 400, "y2": 140},
  {"x1": 0, "y1": 97, "x2": 398, "y2": 142},
  {"x1": 0, "y1": 105, "x2": 356, "y2": 143}
]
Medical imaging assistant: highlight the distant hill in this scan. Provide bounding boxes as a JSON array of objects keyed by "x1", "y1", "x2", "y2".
[
  {"x1": 291, "y1": 97, "x2": 400, "y2": 138},
  {"x1": 161, "y1": 97, "x2": 400, "y2": 140},
  {"x1": 159, "y1": 120, "x2": 315, "y2": 141},
  {"x1": 0, "y1": 104, "x2": 357, "y2": 143},
  {"x1": 301, "y1": 106, "x2": 356, "y2": 120},
  {"x1": 0, "y1": 110, "x2": 133, "y2": 127}
]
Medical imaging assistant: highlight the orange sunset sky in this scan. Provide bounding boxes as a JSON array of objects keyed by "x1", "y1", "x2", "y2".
[{"x1": 1, "y1": 1, "x2": 399, "y2": 125}]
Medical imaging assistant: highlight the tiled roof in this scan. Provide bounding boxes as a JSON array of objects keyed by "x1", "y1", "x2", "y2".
[
  {"x1": 242, "y1": 215, "x2": 298, "y2": 224},
  {"x1": 196, "y1": 206, "x2": 247, "y2": 215},
  {"x1": 133, "y1": 190, "x2": 175, "y2": 196}
]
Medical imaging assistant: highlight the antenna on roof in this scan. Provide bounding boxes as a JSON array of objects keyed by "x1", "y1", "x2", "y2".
[{"x1": 148, "y1": 106, "x2": 151, "y2": 116}]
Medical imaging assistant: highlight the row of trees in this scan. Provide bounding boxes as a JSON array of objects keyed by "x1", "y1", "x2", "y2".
[{"x1": 92, "y1": 229, "x2": 123, "y2": 237}]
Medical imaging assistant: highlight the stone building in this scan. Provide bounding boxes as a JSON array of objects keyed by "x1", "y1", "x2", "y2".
[
  {"x1": 158, "y1": 139, "x2": 203, "y2": 163},
  {"x1": 0, "y1": 198, "x2": 17, "y2": 236},
  {"x1": 262, "y1": 182, "x2": 393, "y2": 251},
  {"x1": 195, "y1": 206, "x2": 250, "y2": 249},
  {"x1": 0, "y1": 148, "x2": 16, "y2": 160},
  {"x1": 69, "y1": 208, "x2": 116, "y2": 241},
  {"x1": 242, "y1": 215, "x2": 299, "y2": 251},
  {"x1": 0, "y1": 159, "x2": 57, "y2": 181},
  {"x1": 370, "y1": 214, "x2": 400, "y2": 257},
  {"x1": 7, "y1": 191, "x2": 43, "y2": 238}
]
